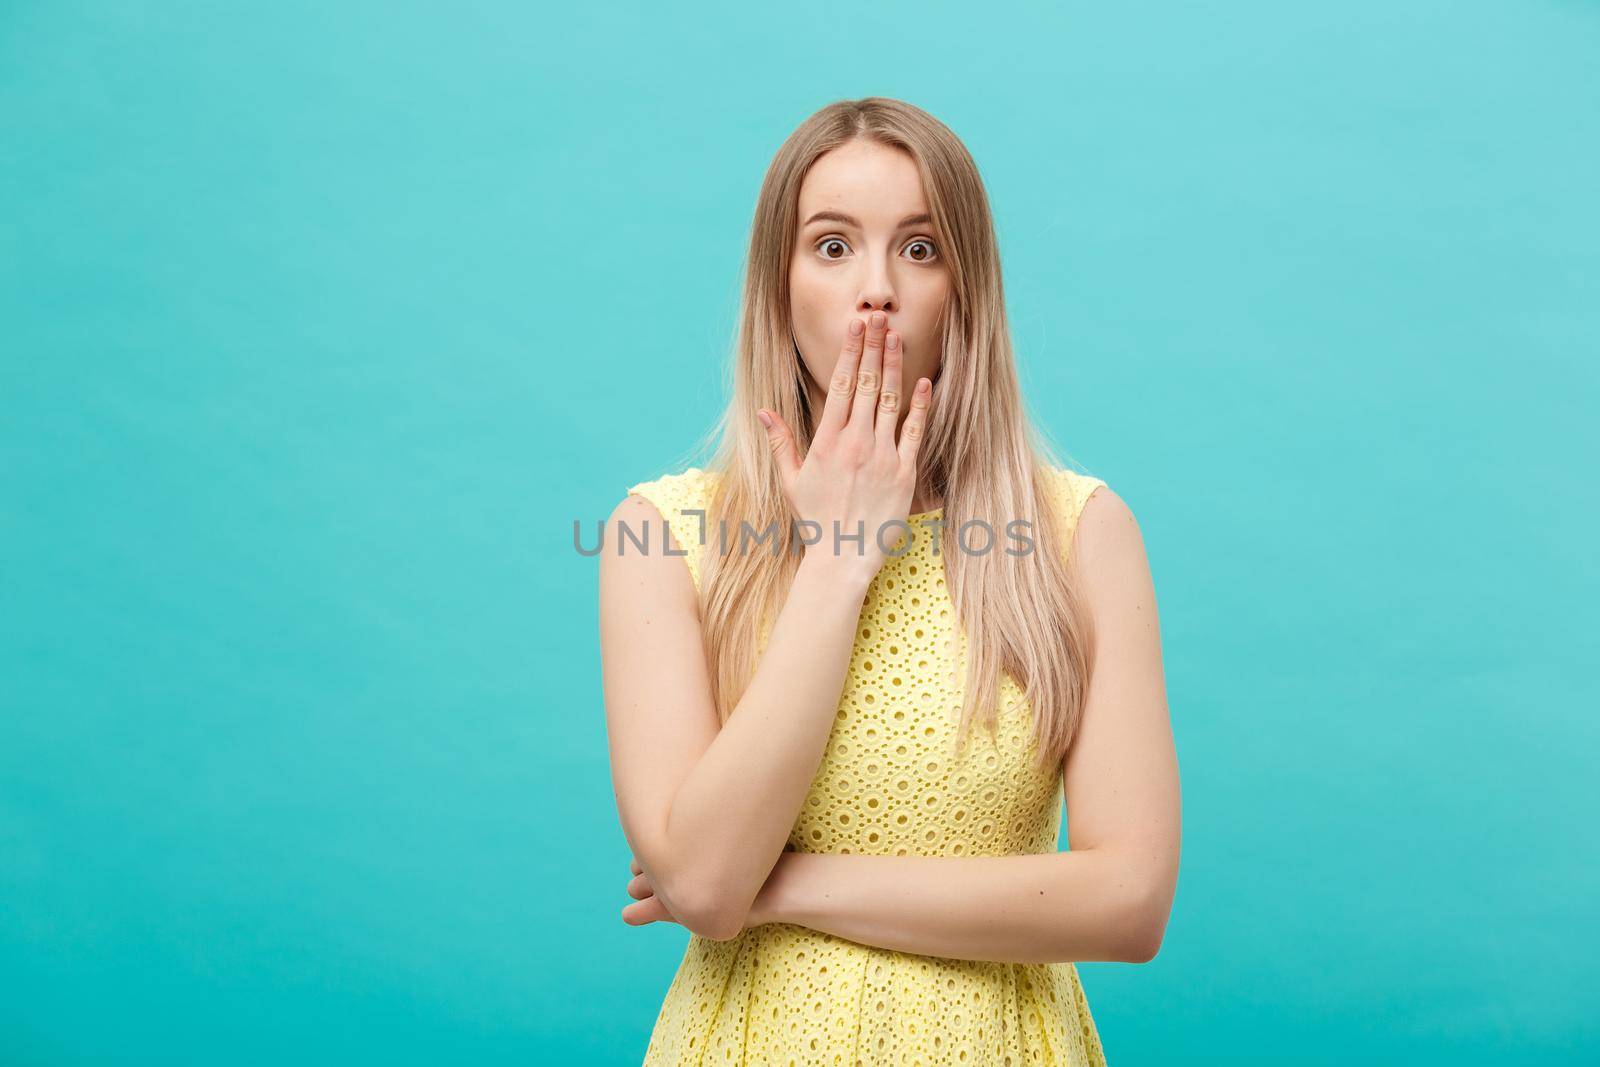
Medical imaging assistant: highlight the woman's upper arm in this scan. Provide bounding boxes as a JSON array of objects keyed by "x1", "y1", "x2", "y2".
[
  {"x1": 1060, "y1": 486, "x2": 1181, "y2": 955},
  {"x1": 598, "y1": 492, "x2": 723, "y2": 890}
]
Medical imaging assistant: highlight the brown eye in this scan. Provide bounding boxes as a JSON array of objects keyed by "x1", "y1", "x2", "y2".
[
  {"x1": 817, "y1": 237, "x2": 850, "y2": 260},
  {"x1": 904, "y1": 239, "x2": 939, "y2": 263}
]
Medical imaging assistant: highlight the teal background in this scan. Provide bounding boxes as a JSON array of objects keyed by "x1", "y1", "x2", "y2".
[{"x1": 3, "y1": 1, "x2": 1596, "y2": 1063}]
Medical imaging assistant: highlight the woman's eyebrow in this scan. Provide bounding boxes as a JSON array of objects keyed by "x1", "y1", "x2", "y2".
[{"x1": 802, "y1": 210, "x2": 933, "y2": 229}]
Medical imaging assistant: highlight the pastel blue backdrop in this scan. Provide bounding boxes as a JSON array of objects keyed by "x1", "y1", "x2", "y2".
[{"x1": 3, "y1": 2, "x2": 1595, "y2": 1064}]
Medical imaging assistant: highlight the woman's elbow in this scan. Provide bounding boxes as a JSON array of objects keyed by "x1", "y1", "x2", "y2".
[
  {"x1": 694, "y1": 911, "x2": 748, "y2": 942},
  {"x1": 1124, "y1": 922, "x2": 1166, "y2": 963},
  {"x1": 700, "y1": 889, "x2": 762, "y2": 942},
  {"x1": 631, "y1": 837, "x2": 751, "y2": 940},
  {"x1": 669, "y1": 880, "x2": 750, "y2": 942},
  {"x1": 1121, "y1": 882, "x2": 1173, "y2": 963},
  {"x1": 681, "y1": 908, "x2": 748, "y2": 943}
]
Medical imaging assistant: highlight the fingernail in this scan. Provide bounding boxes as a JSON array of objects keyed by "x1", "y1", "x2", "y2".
[
  {"x1": 886, "y1": 332, "x2": 899, "y2": 350},
  {"x1": 871, "y1": 312, "x2": 886, "y2": 328},
  {"x1": 849, "y1": 320, "x2": 864, "y2": 337},
  {"x1": 757, "y1": 409, "x2": 772, "y2": 428}
]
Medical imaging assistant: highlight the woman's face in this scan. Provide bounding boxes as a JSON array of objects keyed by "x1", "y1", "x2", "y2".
[{"x1": 789, "y1": 139, "x2": 950, "y2": 432}]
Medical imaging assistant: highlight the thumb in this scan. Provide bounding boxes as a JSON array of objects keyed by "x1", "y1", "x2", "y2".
[{"x1": 756, "y1": 409, "x2": 800, "y2": 493}]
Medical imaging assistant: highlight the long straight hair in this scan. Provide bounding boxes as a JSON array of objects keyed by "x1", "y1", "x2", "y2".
[{"x1": 681, "y1": 97, "x2": 1098, "y2": 775}]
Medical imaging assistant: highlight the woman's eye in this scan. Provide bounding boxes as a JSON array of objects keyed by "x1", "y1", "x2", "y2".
[
  {"x1": 813, "y1": 236, "x2": 940, "y2": 263},
  {"x1": 817, "y1": 237, "x2": 850, "y2": 260}
]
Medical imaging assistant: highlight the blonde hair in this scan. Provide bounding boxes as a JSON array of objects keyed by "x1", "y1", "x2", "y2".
[{"x1": 680, "y1": 97, "x2": 1098, "y2": 775}]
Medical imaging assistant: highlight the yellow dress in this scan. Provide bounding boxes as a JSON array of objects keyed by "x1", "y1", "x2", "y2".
[{"x1": 625, "y1": 465, "x2": 1111, "y2": 1066}]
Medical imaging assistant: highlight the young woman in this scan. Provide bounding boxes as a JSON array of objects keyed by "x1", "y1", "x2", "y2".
[{"x1": 599, "y1": 97, "x2": 1179, "y2": 1065}]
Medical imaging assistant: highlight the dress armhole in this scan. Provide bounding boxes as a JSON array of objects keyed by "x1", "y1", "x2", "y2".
[
  {"x1": 624, "y1": 468, "x2": 713, "y2": 595},
  {"x1": 1052, "y1": 468, "x2": 1109, "y2": 565}
]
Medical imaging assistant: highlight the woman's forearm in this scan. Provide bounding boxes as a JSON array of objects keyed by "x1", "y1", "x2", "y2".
[
  {"x1": 664, "y1": 556, "x2": 871, "y2": 939},
  {"x1": 752, "y1": 849, "x2": 1162, "y2": 964}
]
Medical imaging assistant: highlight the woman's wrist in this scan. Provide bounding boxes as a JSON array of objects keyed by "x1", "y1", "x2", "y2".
[
  {"x1": 749, "y1": 850, "x2": 807, "y2": 928},
  {"x1": 795, "y1": 549, "x2": 877, "y2": 601}
]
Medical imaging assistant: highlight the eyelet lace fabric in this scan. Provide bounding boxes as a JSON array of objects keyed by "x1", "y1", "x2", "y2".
[{"x1": 623, "y1": 466, "x2": 1111, "y2": 1066}]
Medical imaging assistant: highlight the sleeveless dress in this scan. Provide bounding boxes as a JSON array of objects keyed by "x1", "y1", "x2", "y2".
[{"x1": 625, "y1": 465, "x2": 1111, "y2": 1066}]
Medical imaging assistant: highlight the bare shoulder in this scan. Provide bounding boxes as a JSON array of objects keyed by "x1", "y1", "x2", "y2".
[
  {"x1": 1073, "y1": 485, "x2": 1147, "y2": 565},
  {"x1": 1070, "y1": 485, "x2": 1159, "y2": 618},
  {"x1": 602, "y1": 490, "x2": 664, "y2": 547},
  {"x1": 598, "y1": 491, "x2": 698, "y2": 612}
]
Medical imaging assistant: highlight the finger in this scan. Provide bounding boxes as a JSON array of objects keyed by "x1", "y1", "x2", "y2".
[
  {"x1": 875, "y1": 328, "x2": 903, "y2": 453},
  {"x1": 626, "y1": 873, "x2": 653, "y2": 901},
  {"x1": 756, "y1": 408, "x2": 801, "y2": 498},
  {"x1": 847, "y1": 311, "x2": 887, "y2": 437},
  {"x1": 815, "y1": 317, "x2": 864, "y2": 443},
  {"x1": 629, "y1": 856, "x2": 641, "y2": 876},
  {"x1": 897, "y1": 377, "x2": 933, "y2": 471},
  {"x1": 621, "y1": 896, "x2": 674, "y2": 926}
]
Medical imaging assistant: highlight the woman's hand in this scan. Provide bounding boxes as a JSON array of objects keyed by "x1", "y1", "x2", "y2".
[
  {"x1": 757, "y1": 311, "x2": 933, "y2": 587},
  {"x1": 621, "y1": 854, "x2": 790, "y2": 933},
  {"x1": 620, "y1": 854, "x2": 681, "y2": 929}
]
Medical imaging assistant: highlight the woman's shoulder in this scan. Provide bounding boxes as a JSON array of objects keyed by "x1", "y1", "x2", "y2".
[
  {"x1": 623, "y1": 465, "x2": 723, "y2": 551},
  {"x1": 624, "y1": 465, "x2": 722, "y2": 514},
  {"x1": 1043, "y1": 465, "x2": 1110, "y2": 519},
  {"x1": 621, "y1": 465, "x2": 723, "y2": 591}
]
